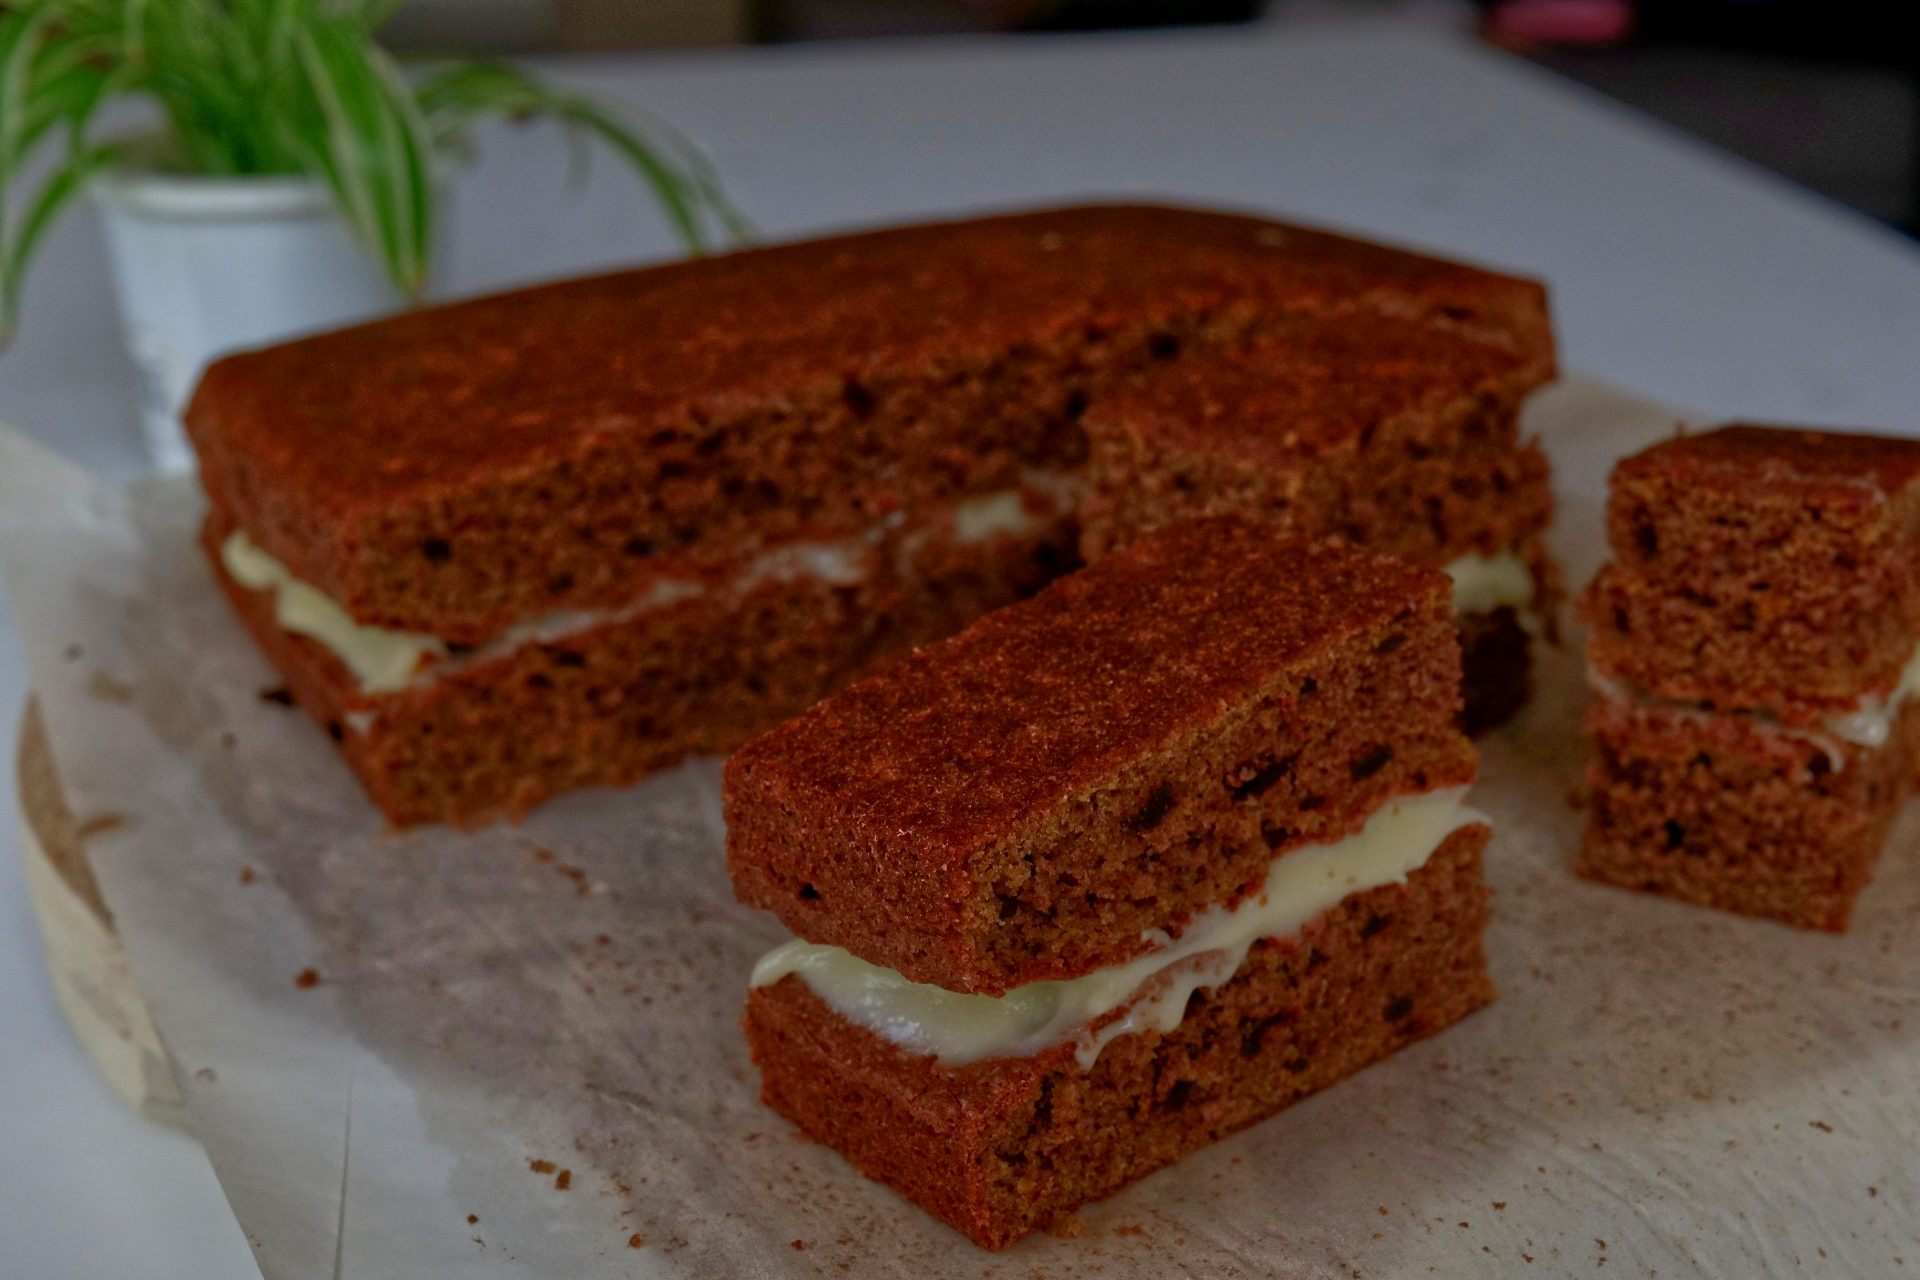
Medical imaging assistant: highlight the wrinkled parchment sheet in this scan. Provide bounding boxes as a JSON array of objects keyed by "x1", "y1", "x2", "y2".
[{"x1": 3, "y1": 378, "x2": 1916, "y2": 1279}]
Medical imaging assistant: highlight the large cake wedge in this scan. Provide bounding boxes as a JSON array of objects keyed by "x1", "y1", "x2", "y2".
[{"x1": 188, "y1": 203, "x2": 1552, "y2": 824}]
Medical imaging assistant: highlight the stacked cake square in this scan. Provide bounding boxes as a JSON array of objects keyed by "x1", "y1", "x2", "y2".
[
  {"x1": 726, "y1": 516, "x2": 1496, "y2": 1247},
  {"x1": 1579, "y1": 425, "x2": 1920, "y2": 929}
]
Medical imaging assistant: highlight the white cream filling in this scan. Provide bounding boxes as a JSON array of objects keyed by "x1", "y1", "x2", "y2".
[
  {"x1": 221, "y1": 531, "x2": 447, "y2": 694},
  {"x1": 750, "y1": 786, "x2": 1480, "y2": 1071},
  {"x1": 1443, "y1": 549, "x2": 1534, "y2": 617},
  {"x1": 1590, "y1": 638, "x2": 1920, "y2": 758},
  {"x1": 1823, "y1": 643, "x2": 1920, "y2": 748},
  {"x1": 222, "y1": 481, "x2": 1075, "y2": 698},
  {"x1": 953, "y1": 490, "x2": 1040, "y2": 544}
]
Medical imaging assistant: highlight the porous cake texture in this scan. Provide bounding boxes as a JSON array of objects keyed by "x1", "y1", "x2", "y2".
[
  {"x1": 1582, "y1": 695, "x2": 1918, "y2": 930},
  {"x1": 727, "y1": 517, "x2": 1476, "y2": 995},
  {"x1": 1585, "y1": 425, "x2": 1920, "y2": 723},
  {"x1": 746, "y1": 829, "x2": 1493, "y2": 1250},
  {"x1": 1075, "y1": 313, "x2": 1558, "y2": 733},
  {"x1": 1578, "y1": 424, "x2": 1920, "y2": 929},
  {"x1": 731, "y1": 516, "x2": 1495, "y2": 1248},
  {"x1": 206, "y1": 509, "x2": 1071, "y2": 825},
  {"x1": 190, "y1": 202, "x2": 1554, "y2": 825}
]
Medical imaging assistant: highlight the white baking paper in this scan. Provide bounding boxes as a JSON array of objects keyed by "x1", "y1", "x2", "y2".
[{"x1": 2, "y1": 378, "x2": 1916, "y2": 1278}]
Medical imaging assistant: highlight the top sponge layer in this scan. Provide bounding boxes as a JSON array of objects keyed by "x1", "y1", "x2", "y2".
[
  {"x1": 1583, "y1": 424, "x2": 1920, "y2": 720},
  {"x1": 186, "y1": 203, "x2": 1550, "y2": 643},
  {"x1": 725, "y1": 515, "x2": 1475, "y2": 996}
]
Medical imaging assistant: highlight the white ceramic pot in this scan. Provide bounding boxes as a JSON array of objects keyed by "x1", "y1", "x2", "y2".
[{"x1": 94, "y1": 172, "x2": 414, "y2": 473}]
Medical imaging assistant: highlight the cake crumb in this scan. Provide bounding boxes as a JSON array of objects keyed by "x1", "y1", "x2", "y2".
[
  {"x1": 239, "y1": 866, "x2": 256, "y2": 885},
  {"x1": 554, "y1": 1169, "x2": 572, "y2": 1190},
  {"x1": 791, "y1": 1240, "x2": 806, "y2": 1251},
  {"x1": 294, "y1": 969, "x2": 321, "y2": 989},
  {"x1": 467, "y1": 1215, "x2": 478, "y2": 1225},
  {"x1": 1044, "y1": 1213, "x2": 1086, "y2": 1240},
  {"x1": 88, "y1": 672, "x2": 134, "y2": 703},
  {"x1": 76, "y1": 813, "x2": 126, "y2": 840},
  {"x1": 628, "y1": 1234, "x2": 644, "y2": 1248},
  {"x1": 529, "y1": 1159, "x2": 556, "y2": 1174},
  {"x1": 1810, "y1": 1120, "x2": 1833, "y2": 1133},
  {"x1": 1493, "y1": 1202, "x2": 1506, "y2": 1210}
]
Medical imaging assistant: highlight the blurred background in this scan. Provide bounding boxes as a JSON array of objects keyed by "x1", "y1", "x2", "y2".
[{"x1": 381, "y1": 0, "x2": 1916, "y2": 237}]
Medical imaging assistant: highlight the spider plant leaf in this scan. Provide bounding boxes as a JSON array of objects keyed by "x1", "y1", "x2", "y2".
[
  {"x1": 0, "y1": 0, "x2": 62, "y2": 184},
  {"x1": 1, "y1": 141, "x2": 117, "y2": 344},
  {"x1": 413, "y1": 60, "x2": 753, "y2": 253},
  {"x1": 296, "y1": 16, "x2": 434, "y2": 296}
]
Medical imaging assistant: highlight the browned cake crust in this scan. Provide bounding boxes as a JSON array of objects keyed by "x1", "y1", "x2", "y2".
[
  {"x1": 207, "y1": 509, "x2": 1077, "y2": 826},
  {"x1": 1582, "y1": 424, "x2": 1920, "y2": 724},
  {"x1": 726, "y1": 517, "x2": 1477, "y2": 995},
  {"x1": 1579, "y1": 693, "x2": 1919, "y2": 931},
  {"x1": 744, "y1": 826, "x2": 1494, "y2": 1250},
  {"x1": 1074, "y1": 314, "x2": 1555, "y2": 568},
  {"x1": 187, "y1": 204, "x2": 1550, "y2": 643}
]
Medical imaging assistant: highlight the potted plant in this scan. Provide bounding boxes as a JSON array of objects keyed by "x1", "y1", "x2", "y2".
[{"x1": 0, "y1": 0, "x2": 749, "y2": 470}]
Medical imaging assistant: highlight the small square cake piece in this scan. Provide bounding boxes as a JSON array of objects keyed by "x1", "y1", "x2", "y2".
[
  {"x1": 725, "y1": 515, "x2": 1477, "y2": 996},
  {"x1": 1584, "y1": 425, "x2": 1920, "y2": 723},
  {"x1": 1075, "y1": 314, "x2": 1554, "y2": 569},
  {"x1": 1577, "y1": 423, "x2": 1920, "y2": 930},
  {"x1": 1579, "y1": 695, "x2": 1918, "y2": 931},
  {"x1": 745, "y1": 825, "x2": 1494, "y2": 1250},
  {"x1": 1075, "y1": 315, "x2": 1558, "y2": 734}
]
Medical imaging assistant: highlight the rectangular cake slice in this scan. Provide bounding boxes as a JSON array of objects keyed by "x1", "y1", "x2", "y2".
[
  {"x1": 188, "y1": 203, "x2": 1552, "y2": 825},
  {"x1": 1074, "y1": 313, "x2": 1559, "y2": 734},
  {"x1": 726, "y1": 516, "x2": 1478, "y2": 995},
  {"x1": 730, "y1": 516, "x2": 1495, "y2": 1248},
  {"x1": 1578, "y1": 424, "x2": 1920, "y2": 929}
]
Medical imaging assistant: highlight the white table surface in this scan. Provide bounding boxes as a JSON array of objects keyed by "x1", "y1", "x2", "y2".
[{"x1": 3, "y1": 19, "x2": 1918, "y2": 1279}]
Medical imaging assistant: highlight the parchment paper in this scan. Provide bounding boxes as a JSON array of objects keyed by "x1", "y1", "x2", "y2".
[{"x1": 3, "y1": 378, "x2": 1916, "y2": 1279}]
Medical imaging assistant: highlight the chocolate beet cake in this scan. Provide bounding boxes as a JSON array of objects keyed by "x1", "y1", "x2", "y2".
[
  {"x1": 1076, "y1": 313, "x2": 1559, "y2": 734},
  {"x1": 1578, "y1": 424, "x2": 1920, "y2": 929},
  {"x1": 726, "y1": 516, "x2": 1476, "y2": 994},
  {"x1": 745, "y1": 827, "x2": 1494, "y2": 1250},
  {"x1": 189, "y1": 202, "x2": 1552, "y2": 824},
  {"x1": 730, "y1": 516, "x2": 1494, "y2": 1247}
]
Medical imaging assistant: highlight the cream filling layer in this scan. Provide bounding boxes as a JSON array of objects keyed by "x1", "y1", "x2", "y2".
[
  {"x1": 1590, "y1": 637, "x2": 1920, "y2": 758},
  {"x1": 1443, "y1": 549, "x2": 1533, "y2": 617},
  {"x1": 220, "y1": 484, "x2": 1066, "y2": 699},
  {"x1": 750, "y1": 786, "x2": 1481, "y2": 1071},
  {"x1": 221, "y1": 531, "x2": 447, "y2": 694}
]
